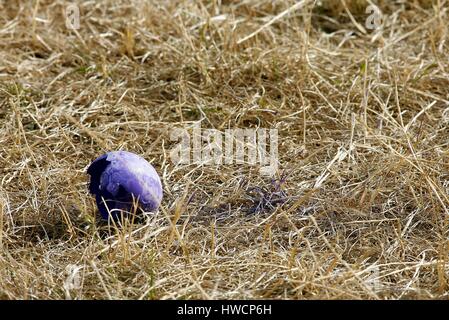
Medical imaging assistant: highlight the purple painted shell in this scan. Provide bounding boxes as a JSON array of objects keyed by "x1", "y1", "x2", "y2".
[{"x1": 87, "y1": 151, "x2": 163, "y2": 219}]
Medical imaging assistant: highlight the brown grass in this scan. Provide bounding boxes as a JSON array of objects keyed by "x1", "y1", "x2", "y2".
[{"x1": 0, "y1": 0, "x2": 448, "y2": 299}]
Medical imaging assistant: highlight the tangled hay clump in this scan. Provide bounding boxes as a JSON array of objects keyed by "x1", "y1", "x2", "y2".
[{"x1": 0, "y1": 0, "x2": 448, "y2": 299}]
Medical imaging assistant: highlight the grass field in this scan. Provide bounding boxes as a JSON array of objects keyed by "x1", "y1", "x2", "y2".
[{"x1": 0, "y1": 0, "x2": 448, "y2": 299}]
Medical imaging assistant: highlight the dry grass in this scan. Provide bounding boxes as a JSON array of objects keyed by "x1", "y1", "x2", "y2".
[{"x1": 0, "y1": 0, "x2": 448, "y2": 299}]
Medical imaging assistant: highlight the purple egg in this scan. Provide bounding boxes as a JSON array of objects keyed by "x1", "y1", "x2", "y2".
[{"x1": 87, "y1": 151, "x2": 163, "y2": 219}]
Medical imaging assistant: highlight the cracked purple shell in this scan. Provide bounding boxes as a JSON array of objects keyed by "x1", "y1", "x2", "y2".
[{"x1": 87, "y1": 151, "x2": 163, "y2": 219}]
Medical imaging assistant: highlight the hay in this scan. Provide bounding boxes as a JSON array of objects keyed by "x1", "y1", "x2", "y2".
[{"x1": 0, "y1": 0, "x2": 448, "y2": 299}]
